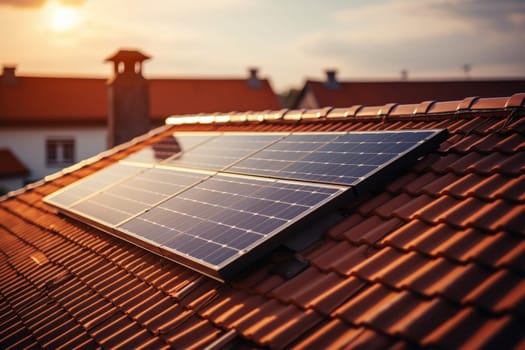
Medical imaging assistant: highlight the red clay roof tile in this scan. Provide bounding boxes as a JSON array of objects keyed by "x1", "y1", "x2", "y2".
[
  {"x1": 312, "y1": 242, "x2": 377, "y2": 276},
  {"x1": 465, "y1": 199, "x2": 525, "y2": 235},
  {"x1": 292, "y1": 319, "x2": 362, "y2": 350},
  {"x1": 380, "y1": 219, "x2": 432, "y2": 250},
  {"x1": 341, "y1": 216, "x2": 402, "y2": 245},
  {"x1": 495, "y1": 173, "x2": 525, "y2": 202},
  {"x1": 384, "y1": 171, "x2": 420, "y2": 194},
  {"x1": 464, "y1": 269, "x2": 525, "y2": 316},
  {"x1": 391, "y1": 194, "x2": 436, "y2": 220},
  {"x1": 372, "y1": 250, "x2": 431, "y2": 287},
  {"x1": 350, "y1": 247, "x2": 405, "y2": 281},
  {"x1": 389, "y1": 297, "x2": 459, "y2": 344},
  {"x1": 332, "y1": 283, "x2": 394, "y2": 324},
  {"x1": 325, "y1": 213, "x2": 365, "y2": 240},
  {"x1": 460, "y1": 315, "x2": 525, "y2": 350},
  {"x1": 161, "y1": 316, "x2": 221, "y2": 349}
]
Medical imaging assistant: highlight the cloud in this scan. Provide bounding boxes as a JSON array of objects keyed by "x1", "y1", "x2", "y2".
[
  {"x1": 0, "y1": 0, "x2": 85, "y2": 7},
  {"x1": 297, "y1": 0, "x2": 525, "y2": 77},
  {"x1": 0, "y1": 0, "x2": 46, "y2": 6}
]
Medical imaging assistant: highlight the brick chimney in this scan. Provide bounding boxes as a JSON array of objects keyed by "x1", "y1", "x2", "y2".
[
  {"x1": 105, "y1": 49, "x2": 151, "y2": 147},
  {"x1": 325, "y1": 69, "x2": 339, "y2": 89},
  {"x1": 2, "y1": 65, "x2": 18, "y2": 86}
]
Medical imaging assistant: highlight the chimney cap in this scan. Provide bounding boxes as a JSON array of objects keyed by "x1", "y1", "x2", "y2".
[
  {"x1": 2, "y1": 65, "x2": 18, "y2": 86},
  {"x1": 3, "y1": 64, "x2": 17, "y2": 72},
  {"x1": 105, "y1": 49, "x2": 151, "y2": 63}
]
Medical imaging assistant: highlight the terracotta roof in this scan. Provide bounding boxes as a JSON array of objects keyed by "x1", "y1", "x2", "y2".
[
  {"x1": 150, "y1": 78, "x2": 281, "y2": 119},
  {"x1": 296, "y1": 79, "x2": 525, "y2": 108},
  {"x1": 0, "y1": 76, "x2": 281, "y2": 126},
  {"x1": 0, "y1": 77, "x2": 108, "y2": 126},
  {"x1": 1, "y1": 93, "x2": 524, "y2": 349},
  {"x1": 0, "y1": 148, "x2": 29, "y2": 177}
]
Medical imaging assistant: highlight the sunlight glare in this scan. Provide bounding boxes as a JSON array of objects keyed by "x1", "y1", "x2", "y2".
[{"x1": 49, "y1": 3, "x2": 79, "y2": 33}]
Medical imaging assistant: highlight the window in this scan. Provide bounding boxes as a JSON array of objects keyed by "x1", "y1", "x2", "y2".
[{"x1": 46, "y1": 138, "x2": 75, "y2": 166}]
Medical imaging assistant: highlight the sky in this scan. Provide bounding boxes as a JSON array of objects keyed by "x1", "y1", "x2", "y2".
[{"x1": 1, "y1": 0, "x2": 524, "y2": 92}]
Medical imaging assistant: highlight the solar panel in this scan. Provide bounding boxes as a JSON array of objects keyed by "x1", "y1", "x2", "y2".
[
  {"x1": 44, "y1": 129, "x2": 447, "y2": 280},
  {"x1": 228, "y1": 131, "x2": 440, "y2": 185}
]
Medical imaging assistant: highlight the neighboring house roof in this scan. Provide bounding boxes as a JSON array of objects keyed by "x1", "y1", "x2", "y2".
[
  {"x1": 0, "y1": 75, "x2": 281, "y2": 127},
  {"x1": 0, "y1": 77, "x2": 107, "y2": 126},
  {"x1": 0, "y1": 148, "x2": 29, "y2": 178},
  {"x1": 295, "y1": 79, "x2": 525, "y2": 109},
  {"x1": 1, "y1": 93, "x2": 524, "y2": 349},
  {"x1": 149, "y1": 78, "x2": 281, "y2": 119}
]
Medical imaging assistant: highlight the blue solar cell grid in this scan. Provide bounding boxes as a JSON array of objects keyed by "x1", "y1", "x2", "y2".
[
  {"x1": 68, "y1": 167, "x2": 210, "y2": 226},
  {"x1": 228, "y1": 131, "x2": 438, "y2": 185},
  {"x1": 119, "y1": 174, "x2": 343, "y2": 268},
  {"x1": 44, "y1": 163, "x2": 146, "y2": 208},
  {"x1": 165, "y1": 133, "x2": 284, "y2": 170}
]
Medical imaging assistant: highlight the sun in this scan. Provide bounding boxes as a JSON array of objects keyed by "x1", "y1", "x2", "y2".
[{"x1": 48, "y1": 3, "x2": 79, "y2": 33}]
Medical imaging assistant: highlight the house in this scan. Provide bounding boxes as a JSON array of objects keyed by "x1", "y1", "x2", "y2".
[
  {"x1": 0, "y1": 93, "x2": 524, "y2": 349},
  {"x1": 0, "y1": 50, "x2": 281, "y2": 188},
  {"x1": 294, "y1": 69, "x2": 525, "y2": 109}
]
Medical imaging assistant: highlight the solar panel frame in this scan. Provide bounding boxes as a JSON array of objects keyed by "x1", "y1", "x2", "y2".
[{"x1": 44, "y1": 129, "x2": 448, "y2": 281}]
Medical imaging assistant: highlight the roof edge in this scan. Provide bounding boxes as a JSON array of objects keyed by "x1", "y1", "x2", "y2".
[{"x1": 165, "y1": 93, "x2": 525, "y2": 125}]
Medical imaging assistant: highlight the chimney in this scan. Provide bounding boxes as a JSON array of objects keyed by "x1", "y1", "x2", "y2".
[
  {"x1": 105, "y1": 49, "x2": 151, "y2": 147},
  {"x1": 325, "y1": 69, "x2": 339, "y2": 89},
  {"x1": 401, "y1": 69, "x2": 408, "y2": 81},
  {"x1": 247, "y1": 67, "x2": 262, "y2": 88},
  {"x1": 2, "y1": 65, "x2": 17, "y2": 86}
]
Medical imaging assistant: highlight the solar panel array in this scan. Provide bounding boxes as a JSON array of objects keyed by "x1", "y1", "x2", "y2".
[{"x1": 45, "y1": 130, "x2": 447, "y2": 280}]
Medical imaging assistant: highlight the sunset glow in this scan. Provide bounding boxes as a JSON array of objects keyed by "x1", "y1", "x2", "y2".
[
  {"x1": 0, "y1": 0, "x2": 523, "y2": 91},
  {"x1": 48, "y1": 3, "x2": 79, "y2": 33}
]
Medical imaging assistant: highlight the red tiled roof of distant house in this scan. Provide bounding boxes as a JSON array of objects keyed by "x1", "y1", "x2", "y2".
[
  {"x1": 295, "y1": 79, "x2": 525, "y2": 108},
  {"x1": 0, "y1": 93, "x2": 524, "y2": 349},
  {"x1": 0, "y1": 77, "x2": 108, "y2": 126},
  {"x1": 150, "y1": 78, "x2": 282, "y2": 119},
  {"x1": 0, "y1": 149, "x2": 29, "y2": 177},
  {"x1": 0, "y1": 75, "x2": 281, "y2": 127}
]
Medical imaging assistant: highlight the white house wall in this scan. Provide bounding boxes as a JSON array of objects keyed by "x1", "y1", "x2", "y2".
[{"x1": 0, "y1": 127, "x2": 107, "y2": 182}]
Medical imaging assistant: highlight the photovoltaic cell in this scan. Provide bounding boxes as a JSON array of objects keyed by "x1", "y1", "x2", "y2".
[
  {"x1": 44, "y1": 163, "x2": 145, "y2": 208},
  {"x1": 228, "y1": 131, "x2": 439, "y2": 185},
  {"x1": 118, "y1": 174, "x2": 343, "y2": 268},
  {"x1": 165, "y1": 133, "x2": 284, "y2": 170},
  {"x1": 66, "y1": 167, "x2": 209, "y2": 226},
  {"x1": 44, "y1": 129, "x2": 447, "y2": 280},
  {"x1": 124, "y1": 133, "x2": 218, "y2": 164}
]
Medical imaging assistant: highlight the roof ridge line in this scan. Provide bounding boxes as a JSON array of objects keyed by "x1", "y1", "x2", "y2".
[{"x1": 165, "y1": 93, "x2": 525, "y2": 126}]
